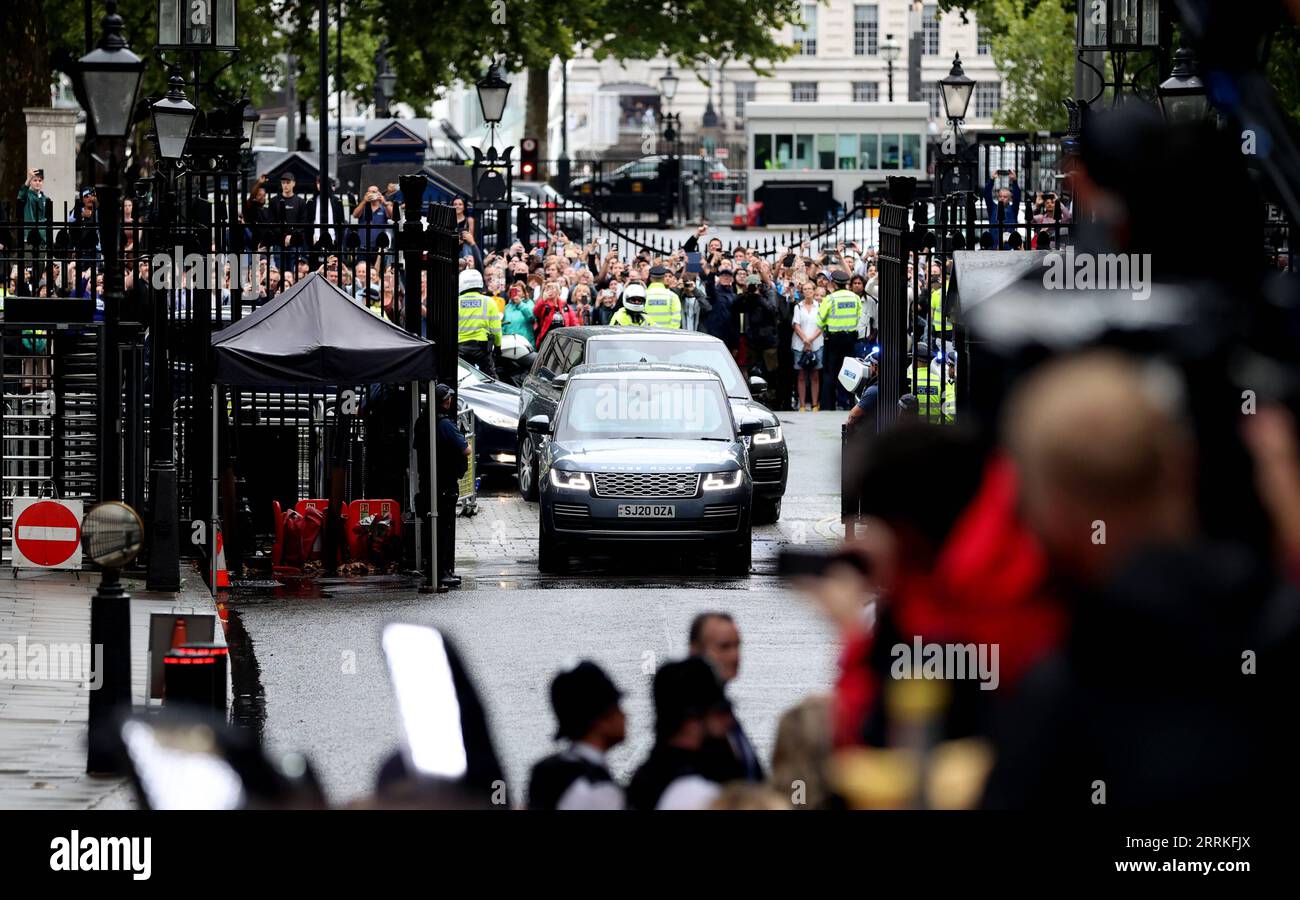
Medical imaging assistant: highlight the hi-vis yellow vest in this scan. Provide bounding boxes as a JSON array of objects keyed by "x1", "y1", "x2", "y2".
[
  {"x1": 909, "y1": 366, "x2": 955, "y2": 424},
  {"x1": 818, "y1": 289, "x2": 861, "y2": 333},
  {"x1": 458, "y1": 290, "x2": 502, "y2": 344},
  {"x1": 644, "y1": 283, "x2": 681, "y2": 328}
]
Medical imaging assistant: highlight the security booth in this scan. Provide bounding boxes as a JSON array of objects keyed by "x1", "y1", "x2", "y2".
[
  {"x1": 208, "y1": 272, "x2": 441, "y2": 592},
  {"x1": 745, "y1": 102, "x2": 930, "y2": 212}
]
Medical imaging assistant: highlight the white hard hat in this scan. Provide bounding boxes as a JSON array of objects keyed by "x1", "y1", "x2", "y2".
[
  {"x1": 500, "y1": 333, "x2": 531, "y2": 361},
  {"x1": 622, "y1": 282, "x2": 646, "y2": 312},
  {"x1": 458, "y1": 268, "x2": 484, "y2": 293}
]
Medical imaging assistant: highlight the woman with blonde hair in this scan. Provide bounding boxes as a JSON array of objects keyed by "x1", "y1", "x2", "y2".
[{"x1": 769, "y1": 695, "x2": 835, "y2": 810}]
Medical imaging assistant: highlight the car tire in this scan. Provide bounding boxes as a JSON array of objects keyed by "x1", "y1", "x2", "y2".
[
  {"x1": 538, "y1": 523, "x2": 567, "y2": 574},
  {"x1": 518, "y1": 431, "x2": 539, "y2": 501},
  {"x1": 721, "y1": 532, "x2": 752, "y2": 576},
  {"x1": 753, "y1": 497, "x2": 782, "y2": 525}
]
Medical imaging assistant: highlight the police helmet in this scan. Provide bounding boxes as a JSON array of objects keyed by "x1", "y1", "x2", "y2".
[
  {"x1": 458, "y1": 268, "x2": 484, "y2": 293},
  {"x1": 622, "y1": 282, "x2": 647, "y2": 312}
]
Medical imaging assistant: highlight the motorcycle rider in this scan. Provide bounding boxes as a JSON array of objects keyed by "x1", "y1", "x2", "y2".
[{"x1": 610, "y1": 283, "x2": 653, "y2": 327}]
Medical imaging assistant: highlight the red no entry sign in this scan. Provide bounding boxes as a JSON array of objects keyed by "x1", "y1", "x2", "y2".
[{"x1": 11, "y1": 499, "x2": 83, "y2": 569}]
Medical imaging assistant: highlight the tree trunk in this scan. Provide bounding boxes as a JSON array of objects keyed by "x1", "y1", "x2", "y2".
[
  {"x1": 0, "y1": 1, "x2": 51, "y2": 203},
  {"x1": 524, "y1": 64, "x2": 550, "y2": 174}
]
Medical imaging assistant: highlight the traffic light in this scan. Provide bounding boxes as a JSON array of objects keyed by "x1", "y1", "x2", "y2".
[{"x1": 520, "y1": 137, "x2": 539, "y2": 180}]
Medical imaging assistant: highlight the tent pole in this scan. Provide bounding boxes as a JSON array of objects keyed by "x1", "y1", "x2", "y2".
[
  {"x1": 428, "y1": 379, "x2": 437, "y2": 591},
  {"x1": 409, "y1": 381, "x2": 421, "y2": 578},
  {"x1": 211, "y1": 384, "x2": 219, "y2": 598}
]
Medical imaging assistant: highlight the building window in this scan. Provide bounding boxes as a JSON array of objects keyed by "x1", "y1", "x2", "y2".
[
  {"x1": 920, "y1": 83, "x2": 941, "y2": 118},
  {"x1": 734, "y1": 82, "x2": 756, "y2": 121},
  {"x1": 923, "y1": 4, "x2": 940, "y2": 56},
  {"x1": 853, "y1": 4, "x2": 879, "y2": 56},
  {"x1": 974, "y1": 82, "x2": 1002, "y2": 118},
  {"x1": 977, "y1": 22, "x2": 992, "y2": 56},
  {"x1": 853, "y1": 82, "x2": 880, "y2": 102},
  {"x1": 791, "y1": 81, "x2": 819, "y2": 103},
  {"x1": 794, "y1": 3, "x2": 818, "y2": 56}
]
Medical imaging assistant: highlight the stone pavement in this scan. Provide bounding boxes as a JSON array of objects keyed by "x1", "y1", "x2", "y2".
[{"x1": 0, "y1": 567, "x2": 220, "y2": 810}]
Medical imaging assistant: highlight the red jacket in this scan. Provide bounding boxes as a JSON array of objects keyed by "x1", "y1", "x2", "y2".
[{"x1": 833, "y1": 454, "x2": 1067, "y2": 747}]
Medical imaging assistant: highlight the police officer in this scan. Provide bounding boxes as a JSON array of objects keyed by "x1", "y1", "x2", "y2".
[
  {"x1": 610, "y1": 282, "x2": 653, "y2": 326},
  {"x1": 906, "y1": 342, "x2": 943, "y2": 424},
  {"x1": 818, "y1": 270, "x2": 862, "y2": 410},
  {"x1": 527, "y1": 661, "x2": 627, "y2": 810},
  {"x1": 644, "y1": 264, "x2": 682, "y2": 328},
  {"x1": 457, "y1": 268, "x2": 502, "y2": 378},
  {"x1": 416, "y1": 383, "x2": 470, "y2": 590}
]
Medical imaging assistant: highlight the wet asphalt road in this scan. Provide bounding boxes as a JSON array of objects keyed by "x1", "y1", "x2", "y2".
[{"x1": 228, "y1": 411, "x2": 848, "y2": 806}]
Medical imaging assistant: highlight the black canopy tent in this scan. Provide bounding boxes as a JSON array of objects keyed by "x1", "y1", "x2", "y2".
[{"x1": 210, "y1": 273, "x2": 439, "y2": 590}]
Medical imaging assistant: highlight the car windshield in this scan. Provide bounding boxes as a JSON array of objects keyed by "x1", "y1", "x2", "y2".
[
  {"x1": 556, "y1": 376, "x2": 733, "y2": 441},
  {"x1": 586, "y1": 340, "x2": 748, "y2": 397},
  {"x1": 458, "y1": 359, "x2": 489, "y2": 386}
]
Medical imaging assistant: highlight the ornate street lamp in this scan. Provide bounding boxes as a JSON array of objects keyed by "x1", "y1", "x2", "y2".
[
  {"x1": 1077, "y1": 0, "x2": 1160, "y2": 53},
  {"x1": 78, "y1": 1, "x2": 146, "y2": 139},
  {"x1": 939, "y1": 52, "x2": 975, "y2": 123},
  {"x1": 1157, "y1": 46, "x2": 1210, "y2": 124},
  {"x1": 241, "y1": 99, "x2": 260, "y2": 147},
  {"x1": 151, "y1": 67, "x2": 199, "y2": 160},
  {"x1": 476, "y1": 60, "x2": 512, "y2": 127},
  {"x1": 881, "y1": 33, "x2": 901, "y2": 103},
  {"x1": 659, "y1": 63, "x2": 679, "y2": 107},
  {"x1": 157, "y1": 0, "x2": 237, "y2": 51}
]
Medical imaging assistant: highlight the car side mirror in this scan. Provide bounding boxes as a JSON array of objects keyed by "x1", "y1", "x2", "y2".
[
  {"x1": 748, "y1": 375, "x2": 768, "y2": 394},
  {"x1": 738, "y1": 420, "x2": 763, "y2": 437},
  {"x1": 537, "y1": 367, "x2": 556, "y2": 381},
  {"x1": 552, "y1": 373, "x2": 569, "y2": 388},
  {"x1": 526, "y1": 415, "x2": 552, "y2": 435}
]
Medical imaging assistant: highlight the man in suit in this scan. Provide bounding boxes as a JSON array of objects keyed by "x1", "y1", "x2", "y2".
[
  {"x1": 527, "y1": 661, "x2": 627, "y2": 810},
  {"x1": 299, "y1": 175, "x2": 346, "y2": 270},
  {"x1": 689, "y1": 612, "x2": 764, "y2": 781}
]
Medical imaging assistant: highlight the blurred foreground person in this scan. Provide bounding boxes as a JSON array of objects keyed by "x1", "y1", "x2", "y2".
[
  {"x1": 769, "y1": 695, "x2": 838, "y2": 809},
  {"x1": 983, "y1": 351, "x2": 1300, "y2": 808},
  {"x1": 627, "y1": 658, "x2": 735, "y2": 810},
  {"x1": 689, "y1": 613, "x2": 763, "y2": 781},
  {"x1": 527, "y1": 661, "x2": 627, "y2": 810}
]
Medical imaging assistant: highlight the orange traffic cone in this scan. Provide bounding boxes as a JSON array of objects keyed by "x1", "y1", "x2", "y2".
[
  {"x1": 215, "y1": 530, "x2": 230, "y2": 589},
  {"x1": 732, "y1": 195, "x2": 747, "y2": 230},
  {"x1": 170, "y1": 616, "x2": 188, "y2": 651}
]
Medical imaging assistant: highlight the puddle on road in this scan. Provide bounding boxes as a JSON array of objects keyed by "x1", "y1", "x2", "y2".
[{"x1": 223, "y1": 606, "x2": 267, "y2": 740}]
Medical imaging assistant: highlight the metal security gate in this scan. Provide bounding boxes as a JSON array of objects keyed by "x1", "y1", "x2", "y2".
[{"x1": 0, "y1": 322, "x2": 101, "y2": 565}]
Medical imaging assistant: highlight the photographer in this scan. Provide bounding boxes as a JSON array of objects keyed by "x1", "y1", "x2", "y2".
[{"x1": 352, "y1": 184, "x2": 393, "y2": 269}]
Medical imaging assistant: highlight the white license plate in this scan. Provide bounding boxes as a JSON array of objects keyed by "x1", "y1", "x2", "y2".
[{"x1": 617, "y1": 504, "x2": 676, "y2": 518}]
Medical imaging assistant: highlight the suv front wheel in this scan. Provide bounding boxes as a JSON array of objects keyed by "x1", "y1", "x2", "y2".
[{"x1": 517, "y1": 430, "x2": 539, "y2": 501}]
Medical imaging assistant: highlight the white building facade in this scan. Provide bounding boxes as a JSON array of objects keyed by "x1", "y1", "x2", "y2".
[{"x1": 548, "y1": 0, "x2": 1003, "y2": 159}]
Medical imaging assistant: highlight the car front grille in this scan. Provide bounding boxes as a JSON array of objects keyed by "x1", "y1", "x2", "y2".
[{"x1": 591, "y1": 471, "x2": 700, "y2": 499}]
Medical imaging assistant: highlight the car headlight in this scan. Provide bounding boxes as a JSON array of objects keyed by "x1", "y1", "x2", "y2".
[
  {"x1": 550, "y1": 469, "x2": 592, "y2": 491},
  {"x1": 702, "y1": 470, "x2": 744, "y2": 491},
  {"x1": 475, "y1": 407, "x2": 517, "y2": 430},
  {"x1": 752, "y1": 425, "x2": 783, "y2": 445}
]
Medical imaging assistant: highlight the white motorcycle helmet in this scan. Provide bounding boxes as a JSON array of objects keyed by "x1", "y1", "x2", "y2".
[
  {"x1": 622, "y1": 282, "x2": 647, "y2": 312},
  {"x1": 500, "y1": 333, "x2": 531, "y2": 361},
  {"x1": 458, "y1": 268, "x2": 484, "y2": 293}
]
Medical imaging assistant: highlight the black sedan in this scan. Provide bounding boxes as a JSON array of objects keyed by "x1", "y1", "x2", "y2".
[{"x1": 457, "y1": 358, "x2": 520, "y2": 473}]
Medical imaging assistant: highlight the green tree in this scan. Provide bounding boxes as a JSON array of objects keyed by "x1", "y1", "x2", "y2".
[
  {"x1": 986, "y1": 0, "x2": 1074, "y2": 131},
  {"x1": 376, "y1": 0, "x2": 804, "y2": 161}
]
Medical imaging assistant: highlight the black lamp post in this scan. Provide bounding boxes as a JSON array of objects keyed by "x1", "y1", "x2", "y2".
[
  {"x1": 1076, "y1": 0, "x2": 1161, "y2": 106},
  {"x1": 1157, "y1": 46, "x2": 1210, "y2": 124},
  {"x1": 473, "y1": 60, "x2": 514, "y2": 249},
  {"x1": 79, "y1": 1, "x2": 144, "y2": 775},
  {"x1": 881, "y1": 33, "x2": 901, "y2": 103},
  {"x1": 659, "y1": 64, "x2": 681, "y2": 225},
  {"x1": 374, "y1": 38, "x2": 397, "y2": 118},
  {"x1": 156, "y1": 0, "x2": 237, "y2": 51},
  {"x1": 144, "y1": 67, "x2": 195, "y2": 594},
  {"x1": 937, "y1": 52, "x2": 974, "y2": 195}
]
